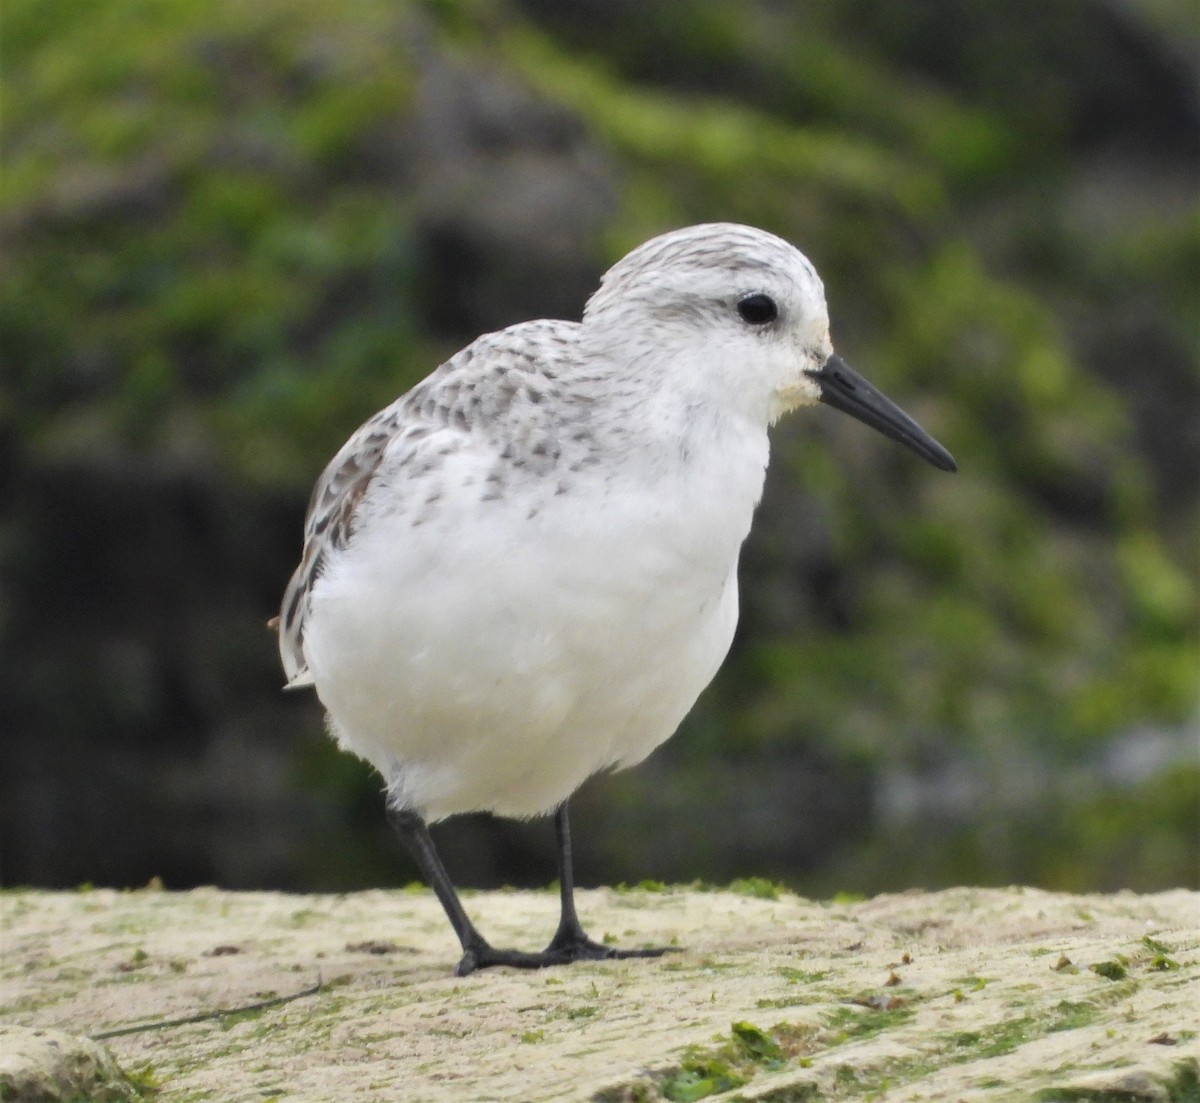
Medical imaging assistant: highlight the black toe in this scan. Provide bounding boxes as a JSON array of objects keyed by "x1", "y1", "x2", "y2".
[
  {"x1": 544, "y1": 929, "x2": 679, "y2": 963},
  {"x1": 454, "y1": 933, "x2": 678, "y2": 974}
]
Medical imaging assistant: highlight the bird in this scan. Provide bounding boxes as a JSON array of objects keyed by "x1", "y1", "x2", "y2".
[{"x1": 276, "y1": 222, "x2": 956, "y2": 976}]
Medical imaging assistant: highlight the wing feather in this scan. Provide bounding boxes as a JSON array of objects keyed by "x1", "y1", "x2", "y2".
[
  {"x1": 278, "y1": 408, "x2": 399, "y2": 685},
  {"x1": 276, "y1": 320, "x2": 583, "y2": 688}
]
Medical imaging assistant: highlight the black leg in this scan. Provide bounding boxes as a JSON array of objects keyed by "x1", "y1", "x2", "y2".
[
  {"x1": 387, "y1": 802, "x2": 676, "y2": 975},
  {"x1": 387, "y1": 806, "x2": 550, "y2": 975},
  {"x1": 543, "y1": 801, "x2": 675, "y2": 962}
]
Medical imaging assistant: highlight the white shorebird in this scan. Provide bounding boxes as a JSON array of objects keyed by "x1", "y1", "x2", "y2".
[{"x1": 277, "y1": 223, "x2": 955, "y2": 975}]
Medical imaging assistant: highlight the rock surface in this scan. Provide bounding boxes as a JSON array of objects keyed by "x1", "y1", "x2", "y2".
[
  {"x1": 0, "y1": 1024, "x2": 138, "y2": 1102},
  {"x1": 1, "y1": 885, "x2": 1196, "y2": 1101}
]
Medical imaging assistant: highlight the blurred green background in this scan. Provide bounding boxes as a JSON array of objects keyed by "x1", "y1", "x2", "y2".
[{"x1": 2, "y1": 0, "x2": 1196, "y2": 896}]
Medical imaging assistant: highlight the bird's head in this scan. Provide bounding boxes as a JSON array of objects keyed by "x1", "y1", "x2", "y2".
[{"x1": 583, "y1": 222, "x2": 956, "y2": 472}]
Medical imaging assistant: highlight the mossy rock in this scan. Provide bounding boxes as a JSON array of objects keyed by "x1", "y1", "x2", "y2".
[{"x1": 0, "y1": 1026, "x2": 144, "y2": 1103}]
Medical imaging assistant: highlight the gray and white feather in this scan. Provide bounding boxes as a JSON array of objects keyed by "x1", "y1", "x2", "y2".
[{"x1": 277, "y1": 222, "x2": 952, "y2": 826}]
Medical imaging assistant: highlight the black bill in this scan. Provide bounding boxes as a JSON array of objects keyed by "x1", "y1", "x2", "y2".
[{"x1": 806, "y1": 354, "x2": 957, "y2": 472}]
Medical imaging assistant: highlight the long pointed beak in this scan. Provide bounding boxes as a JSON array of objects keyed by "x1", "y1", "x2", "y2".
[{"x1": 806, "y1": 354, "x2": 957, "y2": 472}]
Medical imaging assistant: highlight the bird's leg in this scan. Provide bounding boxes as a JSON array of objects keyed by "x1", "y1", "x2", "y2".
[
  {"x1": 387, "y1": 803, "x2": 675, "y2": 974},
  {"x1": 387, "y1": 806, "x2": 551, "y2": 976},
  {"x1": 542, "y1": 801, "x2": 675, "y2": 962},
  {"x1": 544, "y1": 800, "x2": 610, "y2": 956}
]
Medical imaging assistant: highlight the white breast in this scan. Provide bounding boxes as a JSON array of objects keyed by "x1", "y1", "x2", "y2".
[{"x1": 302, "y1": 418, "x2": 768, "y2": 821}]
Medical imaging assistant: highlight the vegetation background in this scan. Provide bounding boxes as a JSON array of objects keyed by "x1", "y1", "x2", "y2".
[{"x1": 2, "y1": 0, "x2": 1196, "y2": 898}]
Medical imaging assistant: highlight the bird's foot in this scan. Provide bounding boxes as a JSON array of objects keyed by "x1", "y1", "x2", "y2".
[
  {"x1": 545, "y1": 926, "x2": 677, "y2": 962},
  {"x1": 455, "y1": 940, "x2": 564, "y2": 976},
  {"x1": 455, "y1": 931, "x2": 678, "y2": 975}
]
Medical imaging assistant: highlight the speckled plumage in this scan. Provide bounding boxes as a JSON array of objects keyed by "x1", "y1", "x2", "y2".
[
  {"x1": 278, "y1": 319, "x2": 603, "y2": 684},
  {"x1": 276, "y1": 223, "x2": 914, "y2": 822}
]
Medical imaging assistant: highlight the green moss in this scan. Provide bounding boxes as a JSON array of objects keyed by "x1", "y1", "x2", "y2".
[
  {"x1": 776, "y1": 967, "x2": 830, "y2": 985},
  {"x1": 727, "y1": 877, "x2": 786, "y2": 901},
  {"x1": 598, "y1": 1020, "x2": 814, "y2": 1102},
  {"x1": 1168, "y1": 1061, "x2": 1200, "y2": 1103},
  {"x1": 660, "y1": 1062, "x2": 745, "y2": 1102},
  {"x1": 1089, "y1": 960, "x2": 1129, "y2": 982},
  {"x1": 614, "y1": 880, "x2": 671, "y2": 894},
  {"x1": 829, "y1": 891, "x2": 867, "y2": 906},
  {"x1": 1036, "y1": 1058, "x2": 1200, "y2": 1103},
  {"x1": 731, "y1": 1021, "x2": 785, "y2": 1063},
  {"x1": 756, "y1": 996, "x2": 811, "y2": 1011},
  {"x1": 955, "y1": 1016, "x2": 1037, "y2": 1060},
  {"x1": 1048, "y1": 1001, "x2": 1101, "y2": 1033},
  {"x1": 953, "y1": 976, "x2": 991, "y2": 991},
  {"x1": 745, "y1": 1086, "x2": 820, "y2": 1103},
  {"x1": 944, "y1": 1001, "x2": 1099, "y2": 1065},
  {"x1": 823, "y1": 1004, "x2": 915, "y2": 1043}
]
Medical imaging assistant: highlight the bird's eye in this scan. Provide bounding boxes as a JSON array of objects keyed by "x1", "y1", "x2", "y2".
[{"x1": 736, "y1": 293, "x2": 778, "y2": 325}]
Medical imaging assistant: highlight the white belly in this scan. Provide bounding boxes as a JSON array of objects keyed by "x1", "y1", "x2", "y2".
[{"x1": 302, "y1": 475, "x2": 748, "y2": 821}]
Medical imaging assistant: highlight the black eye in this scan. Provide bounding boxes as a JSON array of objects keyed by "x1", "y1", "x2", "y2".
[{"x1": 737, "y1": 292, "x2": 778, "y2": 325}]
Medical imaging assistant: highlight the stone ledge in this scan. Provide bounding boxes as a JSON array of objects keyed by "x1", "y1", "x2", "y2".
[{"x1": 1, "y1": 885, "x2": 1196, "y2": 1101}]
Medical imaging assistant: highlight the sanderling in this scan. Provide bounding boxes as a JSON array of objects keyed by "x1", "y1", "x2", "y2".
[{"x1": 276, "y1": 222, "x2": 956, "y2": 975}]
